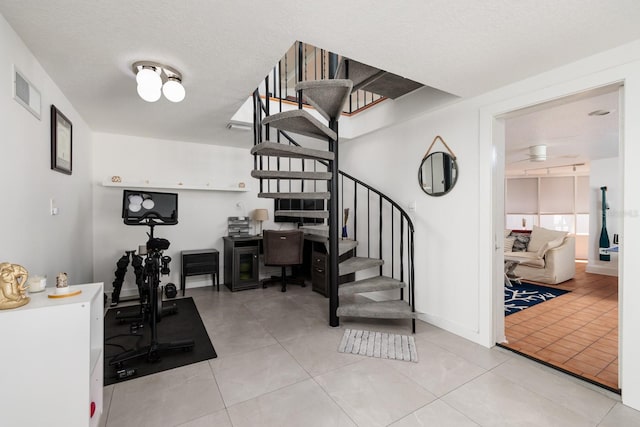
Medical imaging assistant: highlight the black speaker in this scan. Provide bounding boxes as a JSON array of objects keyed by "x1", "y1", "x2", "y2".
[{"x1": 164, "y1": 283, "x2": 177, "y2": 299}]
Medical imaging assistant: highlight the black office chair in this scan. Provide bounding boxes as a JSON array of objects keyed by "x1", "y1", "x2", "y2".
[{"x1": 262, "y1": 229, "x2": 305, "y2": 292}]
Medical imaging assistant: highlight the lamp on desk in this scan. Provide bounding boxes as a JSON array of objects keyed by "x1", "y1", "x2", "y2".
[{"x1": 252, "y1": 209, "x2": 269, "y2": 236}]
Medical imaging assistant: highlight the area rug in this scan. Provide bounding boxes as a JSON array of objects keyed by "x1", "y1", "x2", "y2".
[
  {"x1": 505, "y1": 282, "x2": 570, "y2": 316},
  {"x1": 104, "y1": 297, "x2": 216, "y2": 385},
  {"x1": 338, "y1": 329, "x2": 418, "y2": 362}
]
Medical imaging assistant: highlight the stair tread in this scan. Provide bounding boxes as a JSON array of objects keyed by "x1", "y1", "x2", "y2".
[
  {"x1": 251, "y1": 170, "x2": 332, "y2": 180},
  {"x1": 304, "y1": 237, "x2": 358, "y2": 256},
  {"x1": 339, "y1": 276, "x2": 405, "y2": 296},
  {"x1": 251, "y1": 142, "x2": 334, "y2": 161},
  {"x1": 258, "y1": 192, "x2": 330, "y2": 200},
  {"x1": 337, "y1": 300, "x2": 416, "y2": 319},
  {"x1": 336, "y1": 58, "x2": 423, "y2": 99},
  {"x1": 296, "y1": 79, "x2": 353, "y2": 122},
  {"x1": 336, "y1": 59, "x2": 381, "y2": 89},
  {"x1": 275, "y1": 210, "x2": 328, "y2": 218},
  {"x1": 339, "y1": 257, "x2": 383, "y2": 276},
  {"x1": 337, "y1": 239, "x2": 358, "y2": 255},
  {"x1": 263, "y1": 110, "x2": 337, "y2": 141},
  {"x1": 300, "y1": 225, "x2": 329, "y2": 237},
  {"x1": 303, "y1": 233, "x2": 328, "y2": 243}
]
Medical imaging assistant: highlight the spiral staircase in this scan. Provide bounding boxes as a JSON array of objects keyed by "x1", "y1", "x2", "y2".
[{"x1": 250, "y1": 52, "x2": 416, "y2": 332}]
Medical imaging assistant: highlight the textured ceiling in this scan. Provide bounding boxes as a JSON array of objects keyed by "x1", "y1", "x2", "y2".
[{"x1": 1, "y1": 1, "x2": 640, "y2": 148}]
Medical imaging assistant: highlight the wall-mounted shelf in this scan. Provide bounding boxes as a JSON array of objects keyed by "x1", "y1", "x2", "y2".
[{"x1": 101, "y1": 180, "x2": 249, "y2": 192}]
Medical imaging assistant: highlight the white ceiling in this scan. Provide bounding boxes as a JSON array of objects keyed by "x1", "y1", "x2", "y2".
[
  {"x1": 505, "y1": 87, "x2": 620, "y2": 175},
  {"x1": 1, "y1": 1, "x2": 640, "y2": 148}
]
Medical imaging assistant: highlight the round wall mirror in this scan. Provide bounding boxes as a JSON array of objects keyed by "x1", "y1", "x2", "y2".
[{"x1": 418, "y1": 151, "x2": 458, "y2": 196}]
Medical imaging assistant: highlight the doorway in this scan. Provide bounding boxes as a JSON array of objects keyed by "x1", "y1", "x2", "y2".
[{"x1": 493, "y1": 84, "x2": 622, "y2": 392}]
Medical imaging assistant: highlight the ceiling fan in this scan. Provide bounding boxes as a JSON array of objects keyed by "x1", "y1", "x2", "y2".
[
  {"x1": 510, "y1": 144, "x2": 549, "y2": 163},
  {"x1": 526, "y1": 145, "x2": 547, "y2": 162},
  {"x1": 511, "y1": 142, "x2": 579, "y2": 164},
  {"x1": 509, "y1": 144, "x2": 586, "y2": 173}
]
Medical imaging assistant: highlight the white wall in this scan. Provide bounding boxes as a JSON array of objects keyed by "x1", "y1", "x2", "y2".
[
  {"x1": 0, "y1": 14, "x2": 93, "y2": 285},
  {"x1": 92, "y1": 133, "x2": 272, "y2": 297},
  {"x1": 342, "y1": 104, "x2": 483, "y2": 338},
  {"x1": 587, "y1": 158, "x2": 620, "y2": 275},
  {"x1": 341, "y1": 40, "x2": 640, "y2": 409}
]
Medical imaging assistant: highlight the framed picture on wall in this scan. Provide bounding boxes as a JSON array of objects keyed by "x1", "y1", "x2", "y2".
[{"x1": 51, "y1": 105, "x2": 72, "y2": 175}]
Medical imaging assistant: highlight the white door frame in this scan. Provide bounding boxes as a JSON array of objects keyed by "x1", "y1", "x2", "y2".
[
  {"x1": 491, "y1": 83, "x2": 621, "y2": 333},
  {"x1": 478, "y1": 64, "x2": 640, "y2": 407}
]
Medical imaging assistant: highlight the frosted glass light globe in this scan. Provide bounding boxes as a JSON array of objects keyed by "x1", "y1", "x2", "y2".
[
  {"x1": 136, "y1": 67, "x2": 162, "y2": 89},
  {"x1": 162, "y1": 78, "x2": 186, "y2": 103},
  {"x1": 137, "y1": 83, "x2": 161, "y2": 102}
]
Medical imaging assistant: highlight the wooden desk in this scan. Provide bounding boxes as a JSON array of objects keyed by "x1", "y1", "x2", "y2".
[
  {"x1": 181, "y1": 249, "x2": 220, "y2": 295},
  {"x1": 221, "y1": 234, "x2": 350, "y2": 296}
]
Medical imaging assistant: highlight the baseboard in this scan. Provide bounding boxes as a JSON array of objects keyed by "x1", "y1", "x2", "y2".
[
  {"x1": 415, "y1": 312, "x2": 489, "y2": 347},
  {"x1": 585, "y1": 263, "x2": 619, "y2": 277}
]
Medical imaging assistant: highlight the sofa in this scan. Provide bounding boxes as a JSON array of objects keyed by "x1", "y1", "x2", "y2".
[{"x1": 505, "y1": 225, "x2": 576, "y2": 285}]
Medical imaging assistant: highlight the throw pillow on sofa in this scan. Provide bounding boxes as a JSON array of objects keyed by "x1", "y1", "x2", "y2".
[
  {"x1": 528, "y1": 225, "x2": 568, "y2": 254},
  {"x1": 510, "y1": 232, "x2": 531, "y2": 252},
  {"x1": 535, "y1": 236, "x2": 566, "y2": 258},
  {"x1": 505, "y1": 236, "x2": 516, "y2": 252}
]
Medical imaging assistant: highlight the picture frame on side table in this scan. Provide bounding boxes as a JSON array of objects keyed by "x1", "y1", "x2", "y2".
[{"x1": 51, "y1": 105, "x2": 72, "y2": 175}]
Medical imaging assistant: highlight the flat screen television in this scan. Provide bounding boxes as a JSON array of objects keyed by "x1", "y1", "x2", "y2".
[
  {"x1": 122, "y1": 190, "x2": 178, "y2": 225},
  {"x1": 274, "y1": 198, "x2": 325, "y2": 224}
]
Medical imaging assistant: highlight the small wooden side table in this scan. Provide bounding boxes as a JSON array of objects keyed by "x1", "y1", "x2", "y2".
[{"x1": 181, "y1": 249, "x2": 220, "y2": 295}]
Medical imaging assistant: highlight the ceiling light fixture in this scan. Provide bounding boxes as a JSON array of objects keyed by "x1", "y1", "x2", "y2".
[{"x1": 132, "y1": 61, "x2": 185, "y2": 103}]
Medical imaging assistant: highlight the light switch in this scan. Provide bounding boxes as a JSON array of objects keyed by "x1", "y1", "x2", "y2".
[
  {"x1": 408, "y1": 201, "x2": 416, "y2": 212},
  {"x1": 50, "y1": 198, "x2": 59, "y2": 215}
]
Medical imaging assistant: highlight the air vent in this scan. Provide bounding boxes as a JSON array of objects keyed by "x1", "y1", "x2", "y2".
[{"x1": 13, "y1": 66, "x2": 41, "y2": 119}]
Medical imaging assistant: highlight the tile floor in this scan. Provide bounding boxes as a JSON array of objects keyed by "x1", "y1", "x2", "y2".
[
  {"x1": 100, "y1": 281, "x2": 638, "y2": 427},
  {"x1": 503, "y1": 262, "x2": 619, "y2": 390}
]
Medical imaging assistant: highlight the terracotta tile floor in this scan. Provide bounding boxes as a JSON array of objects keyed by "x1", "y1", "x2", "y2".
[{"x1": 503, "y1": 262, "x2": 619, "y2": 391}]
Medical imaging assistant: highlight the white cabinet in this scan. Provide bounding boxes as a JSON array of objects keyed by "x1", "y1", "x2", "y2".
[{"x1": 0, "y1": 283, "x2": 104, "y2": 427}]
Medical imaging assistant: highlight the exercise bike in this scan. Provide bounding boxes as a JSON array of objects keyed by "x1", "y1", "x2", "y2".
[
  {"x1": 109, "y1": 190, "x2": 194, "y2": 368},
  {"x1": 113, "y1": 248, "x2": 177, "y2": 328}
]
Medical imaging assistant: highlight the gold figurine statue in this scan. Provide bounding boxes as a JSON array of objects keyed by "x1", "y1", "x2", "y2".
[{"x1": 0, "y1": 263, "x2": 30, "y2": 309}]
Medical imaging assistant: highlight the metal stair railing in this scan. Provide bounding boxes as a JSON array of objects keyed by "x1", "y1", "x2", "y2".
[
  {"x1": 252, "y1": 74, "x2": 416, "y2": 326},
  {"x1": 271, "y1": 40, "x2": 384, "y2": 115},
  {"x1": 337, "y1": 170, "x2": 415, "y2": 312}
]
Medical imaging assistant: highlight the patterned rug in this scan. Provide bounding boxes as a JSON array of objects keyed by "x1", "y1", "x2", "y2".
[
  {"x1": 505, "y1": 282, "x2": 570, "y2": 316},
  {"x1": 338, "y1": 329, "x2": 418, "y2": 362}
]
